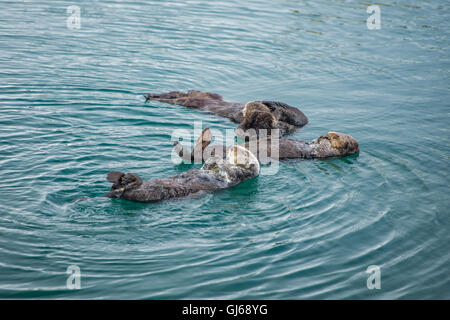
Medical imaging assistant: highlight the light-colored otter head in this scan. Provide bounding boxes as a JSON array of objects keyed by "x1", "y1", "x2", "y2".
[
  {"x1": 242, "y1": 101, "x2": 271, "y2": 118},
  {"x1": 201, "y1": 146, "x2": 260, "y2": 185},
  {"x1": 318, "y1": 132, "x2": 360, "y2": 156},
  {"x1": 227, "y1": 145, "x2": 260, "y2": 173}
]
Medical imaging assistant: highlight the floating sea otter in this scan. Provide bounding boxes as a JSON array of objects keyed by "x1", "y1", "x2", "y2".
[
  {"x1": 103, "y1": 146, "x2": 259, "y2": 203},
  {"x1": 145, "y1": 90, "x2": 308, "y2": 136},
  {"x1": 96, "y1": 90, "x2": 359, "y2": 203},
  {"x1": 145, "y1": 90, "x2": 359, "y2": 160},
  {"x1": 174, "y1": 127, "x2": 360, "y2": 162}
]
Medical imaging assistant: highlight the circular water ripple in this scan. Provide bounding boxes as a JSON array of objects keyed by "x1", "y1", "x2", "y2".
[{"x1": 0, "y1": 0, "x2": 449, "y2": 299}]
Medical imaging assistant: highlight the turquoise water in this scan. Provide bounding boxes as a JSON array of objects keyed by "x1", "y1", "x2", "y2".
[{"x1": 0, "y1": 0, "x2": 449, "y2": 299}]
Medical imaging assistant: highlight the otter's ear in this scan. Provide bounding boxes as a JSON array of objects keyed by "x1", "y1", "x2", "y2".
[{"x1": 107, "y1": 171, "x2": 124, "y2": 183}]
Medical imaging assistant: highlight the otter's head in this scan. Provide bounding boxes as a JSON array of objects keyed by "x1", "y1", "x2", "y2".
[
  {"x1": 201, "y1": 146, "x2": 260, "y2": 185},
  {"x1": 237, "y1": 102, "x2": 278, "y2": 140},
  {"x1": 226, "y1": 145, "x2": 260, "y2": 175},
  {"x1": 317, "y1": 132, "x2": 359, "y2": 156},
  {"x1": 106, "y1": 171, "x2": 143, "y2": 197},
  {"x1": 242, "y1": 101, "x2": 271, "y2": 118}
]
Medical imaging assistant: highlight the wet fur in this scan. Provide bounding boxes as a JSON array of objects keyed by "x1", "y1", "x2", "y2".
[
  {"x1": 177, "y1": 128, "x2": 359, "y2": 162},
  {"x1": 237, "y1": 110, "x2": 277, "y2": 138},
  {"x1": 98, "y1": 91, "x2": 359, "y2": 203},
  {"x1": 104, "y1": 146, "x2": 259, "y2": 203},
  {"x1": 145, "y1": 91, "x2": 308, "y2": 135}
]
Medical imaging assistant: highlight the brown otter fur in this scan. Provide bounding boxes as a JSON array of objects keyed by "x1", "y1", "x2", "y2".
[
  {"x1": 144, "y1": 90, "x2": 358, "y2": 160},
  {"x1": 242, "y1": 101, "x2": 271, "y2": 117},
  {"x1": 103, "y1": 146, "x2": 260, "y2": 203},
  {"x1": 145, "y1": 90, "x2": 245, "y2": 123},
  {"x1": 237, "y1": 109, "x2": 277, "y2": 139},
  {"x1": 144, "y1": 91, "x2": 308, "y2": 135},
  {"x1": 176, "y1": 128, "x2": 359, "y2": 162}
]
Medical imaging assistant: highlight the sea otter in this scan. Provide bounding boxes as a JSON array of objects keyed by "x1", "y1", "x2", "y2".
[
  {"x1": 144, "y1": 90, "x2": 308, "y2": 136},
  {"x1": 103, "y1": 145, "x2": 259, "y2": 203},
  {"x1": 145, "y1": 90, "x2": 358, "y2": 160},
  {"x1": 174, "y1": 127, "x2": 359, "y2": 162}
]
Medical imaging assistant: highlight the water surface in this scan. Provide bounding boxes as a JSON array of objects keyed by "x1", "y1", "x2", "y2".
[{"x1": 0, "y1": 0, "x2": 449, "y2": 299}]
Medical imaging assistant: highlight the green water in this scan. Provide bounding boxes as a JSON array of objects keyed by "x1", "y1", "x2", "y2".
[{"x1": 0, "y1": 0, "x2": 449, "y2": 299}]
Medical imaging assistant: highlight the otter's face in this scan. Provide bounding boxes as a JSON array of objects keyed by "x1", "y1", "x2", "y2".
[
  {"x1": 202, "y1": 157, "x2": 224, "y2": 173},
  {"x1": 242, "y1": 101, "x2": 271, "y2": 118},
  {"x1": 318, "y1": 132, "x2": 359, "y2": 155},
  {"x1": 201, "y1": 146, "x2": 260, "y2": 185},
  {"x1": 237, "y1": 105, "x2": 277, "y2": 140},
  {"x1": 226, "y1": 145, "x2": 260, "y2": 173}
]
